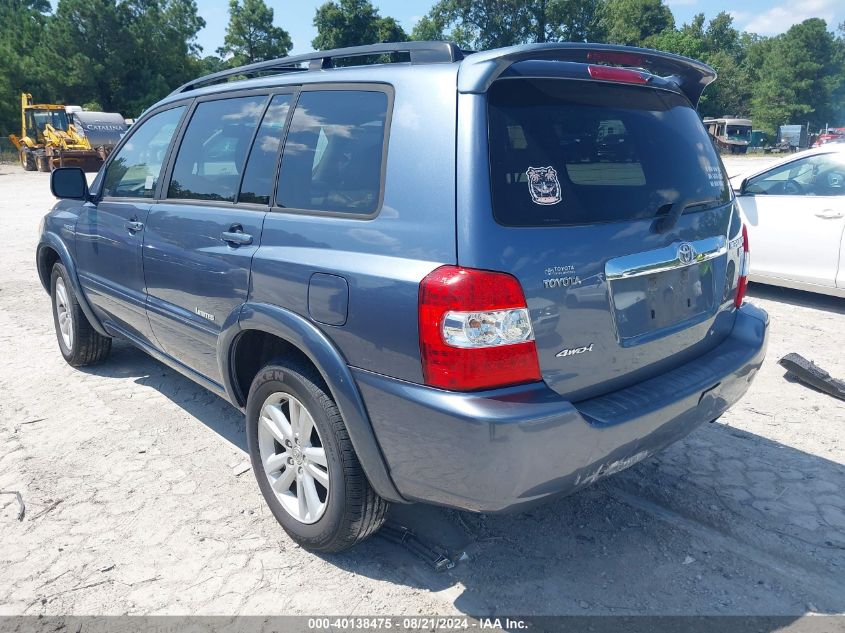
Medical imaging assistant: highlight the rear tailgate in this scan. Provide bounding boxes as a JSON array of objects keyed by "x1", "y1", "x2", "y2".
[{"x1": 457, "y1": 73, "x2": 745, "y2": 401}]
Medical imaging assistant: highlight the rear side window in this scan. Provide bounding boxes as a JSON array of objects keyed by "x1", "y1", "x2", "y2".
[
  {"x1": 488, "y1": 79, "x2": 730, "y2": 226},
  {"x1": 276, "y1": 90, "x2": 388, "y2": 215},
  {"x1": 168, "y1": 96, "x2": 267, "y2": 202},
  {"x1": 102, "y1": 106, "x2": 184, "y2": 199},
  {"x1": 239, "y1": 94, "x2": 293, "y2": 204}
]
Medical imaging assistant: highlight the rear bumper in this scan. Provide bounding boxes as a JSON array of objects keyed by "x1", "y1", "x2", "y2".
[{"x1": 353, "y1": 303, "x2": 768, "y2": 513}]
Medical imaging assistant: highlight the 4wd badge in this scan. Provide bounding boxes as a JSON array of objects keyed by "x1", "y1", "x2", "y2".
[
  {"x1": 526, "y1": 166, "x2": 562, "y2": 205},
  {"x1": 557, "y1": 343, "x2": 594, "y2": 358}
]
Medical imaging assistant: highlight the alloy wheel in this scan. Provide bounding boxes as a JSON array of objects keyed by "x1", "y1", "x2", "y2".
[
  {"x1": 54, "y1": 277, "x2": 74, "y2": 350},
  {"x1": 257, "y1": 392, "x2": 329, "y2": 524}
]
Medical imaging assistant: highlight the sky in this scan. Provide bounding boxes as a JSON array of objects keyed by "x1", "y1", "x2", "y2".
[{"x1": 193, "y1": 0, "x2": 845, "y2": 56}]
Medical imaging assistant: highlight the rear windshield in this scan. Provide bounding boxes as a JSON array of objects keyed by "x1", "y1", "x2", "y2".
[{"x1": 488, "y1": 79, "x2": 730, "y2": 226}]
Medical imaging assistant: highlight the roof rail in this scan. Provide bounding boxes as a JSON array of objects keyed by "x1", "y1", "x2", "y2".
[
  {"x1": 456, "y1": 42, "x2": 716, "y2": 106},
  {"x1": 172, "y1": 41, "x2": 465, "y2": 94}
]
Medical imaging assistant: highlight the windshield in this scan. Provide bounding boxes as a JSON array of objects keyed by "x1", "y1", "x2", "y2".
[
  {"x1": 32, "y1": 109, "x2": 69, "y2": 131},
  {"x1": 726, "y1": 125, "x2": 751, "y2": 141},
  {"x1": 488, "y1": 79, "x2": 730, "y2": 226}
]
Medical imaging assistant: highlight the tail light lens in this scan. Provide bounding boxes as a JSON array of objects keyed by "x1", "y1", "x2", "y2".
[
  {"x1": 587, "y1": 65, "x2": 648, "y2": 84},
  {"x1": 419, "y1": 266, "x2": 541, "y2": 391},
  {"x1": 735, "y1": 224, "x2": 750, "y2": 308}
]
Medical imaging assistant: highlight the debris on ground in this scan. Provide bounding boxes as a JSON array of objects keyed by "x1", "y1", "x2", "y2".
[
  {"x1": 380, "y1": 524, "x2": 455, "y2": 572},
  {"x1": 1, "y1": 490, "x2": 25, "y2": 521},
  {"x1": 779, "y1": 353, "x2": 845, "y2": 402}
]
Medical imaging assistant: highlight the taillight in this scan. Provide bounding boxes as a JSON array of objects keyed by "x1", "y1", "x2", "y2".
[
  {"x1": 418, "y1": 266, "x2": 541, "y2": 391},
  {"x1": 587, "y1": 65, "x2": 648, "y2": 84},
  {"x1": 735, "y1": 224, "x2": 750, "y2": 308}
]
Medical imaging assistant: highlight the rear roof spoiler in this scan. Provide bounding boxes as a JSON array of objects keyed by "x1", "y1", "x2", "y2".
[{"x1": 457, "y1": 42, "x2": 717, "y2": 106}]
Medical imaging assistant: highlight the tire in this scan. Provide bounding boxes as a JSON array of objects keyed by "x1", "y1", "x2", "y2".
[
  {"x1": 246, "y1": 361, "x2": 388, "y2": 552},
  {"x1": 37, "y1": 154, "x2": 51, "y2": 173},
  {"x1": 20, "y1": 149, "x2": 36, "y2": 171},
  {"x1": 50, "y1": 263, "x2": 111, "y2": 367}
]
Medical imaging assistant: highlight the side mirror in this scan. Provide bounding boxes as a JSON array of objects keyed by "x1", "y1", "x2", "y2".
[
  {"x1": 50, "y1": 167, "x2": 89, "y2": 201},
  {"x1": 738, "y1": 178, "x2": 749, "y2": 195}
]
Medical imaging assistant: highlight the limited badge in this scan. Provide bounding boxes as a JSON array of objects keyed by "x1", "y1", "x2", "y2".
[{"x1": 526, "y1": 166, "x2": 562, "y2": 205}]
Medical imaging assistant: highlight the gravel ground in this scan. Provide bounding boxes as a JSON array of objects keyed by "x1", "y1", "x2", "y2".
[{"x1": 1, "y1": 160, "x2": 844, "y2": 617}]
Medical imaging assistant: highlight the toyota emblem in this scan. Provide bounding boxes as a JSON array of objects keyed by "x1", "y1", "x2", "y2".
[{"x1": 678, "y1": 242, "x2": 695, "y2": 265}]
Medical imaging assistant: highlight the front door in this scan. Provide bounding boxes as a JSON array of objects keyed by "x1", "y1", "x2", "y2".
[
  {"x1": 737, "y1": 151, "x2": 845, "y2": 287},
  {"x1": 143, "y1": 93, "x2": 293, "y2": 383},
  {"x1": 75, "y1": 105, "x2": 186, "y2": 343}
]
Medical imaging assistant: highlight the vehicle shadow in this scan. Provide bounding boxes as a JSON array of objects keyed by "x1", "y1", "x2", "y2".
[
  {"x1": 330, "y1": 421, "x2": 845, "y2": 617},
  {"x1": 81, "y1": 340, "x2": 845, "y2": 619},
  {"x1": 80, "y1": 339, "x2": 247, "y2": 452},
  {"x1": 747, "y1": 283, "x2": 845, "y2": 314}
]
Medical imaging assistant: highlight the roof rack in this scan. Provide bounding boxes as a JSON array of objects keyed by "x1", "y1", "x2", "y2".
[{"x1": 172, "y1": 41, "x2": 465, "y2": 94}]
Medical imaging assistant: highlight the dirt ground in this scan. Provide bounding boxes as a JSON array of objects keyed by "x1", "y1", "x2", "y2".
[{"x1": 1, "y1": 158, "x2": 844, "y2": 618}]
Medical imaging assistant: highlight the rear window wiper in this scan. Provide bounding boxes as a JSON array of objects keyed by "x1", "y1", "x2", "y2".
[{"x1": 655, "y1": 198, "x2": 722, "y2": 234}]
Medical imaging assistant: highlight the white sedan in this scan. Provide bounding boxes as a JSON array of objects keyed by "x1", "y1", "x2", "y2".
[{"x1": 731, "y1": 145, "x2": 845, "y2": 298}]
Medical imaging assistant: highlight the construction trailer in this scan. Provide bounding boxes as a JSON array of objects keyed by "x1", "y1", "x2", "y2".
[
  {"x1": 778, "y1": 124, "x2": 809, "y2": 150},
  {"x1": 8, "y1": 93, "x2": 125, "y2": 172}
]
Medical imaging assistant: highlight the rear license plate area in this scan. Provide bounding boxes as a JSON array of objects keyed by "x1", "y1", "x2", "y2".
[{"x1": 610, "y1": 262, "x2": 716, "y2": 342}]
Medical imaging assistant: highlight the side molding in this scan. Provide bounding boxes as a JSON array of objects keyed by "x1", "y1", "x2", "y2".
[
  {"x1": 220, "y1": 302, "x2": 406, "y2": 504},
  {"x1": 36, "y1": 233, "x2": 110, "y2": 337}
]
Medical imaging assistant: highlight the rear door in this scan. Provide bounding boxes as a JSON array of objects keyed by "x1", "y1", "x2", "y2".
[
  {"x1": 143, "y1": 92, "x2": 293, "y2": 382},
  {"x1": 458, "y1": 76, "x2": 741, "y2": 401},
  {"x1": 735, "y1": 151, "x2": 845, "y2": 287}
]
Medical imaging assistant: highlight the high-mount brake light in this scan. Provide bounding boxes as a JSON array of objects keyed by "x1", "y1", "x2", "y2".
[
  {"x1": 588, "y1": 65, "x2": 648, "y2": 84},
  {"x1": 418, "y1": 266, "x2": 541, "y2": 391},
  {"x1": 735, "y1": 224, "x2": 750, "y2": 308},
  {"x1": 586, "y1": 51, "x2": 645, "y2": 67}
]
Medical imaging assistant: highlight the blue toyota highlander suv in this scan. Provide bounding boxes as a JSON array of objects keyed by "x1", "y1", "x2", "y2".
[{"x1": 37, "y1": 41, "x2": 768, "y2": 552}]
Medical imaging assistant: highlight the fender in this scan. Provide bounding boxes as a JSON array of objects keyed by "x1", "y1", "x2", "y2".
[
  {"x1": 36, "y1": 232, "x2": 110, "y2": 338},
  {"x1": 219, "y1": 302, "x2": 406, "y2": 504}
]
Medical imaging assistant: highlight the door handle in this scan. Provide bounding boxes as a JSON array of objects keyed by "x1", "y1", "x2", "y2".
[
  {"x1": 815, "y1": 209, "x2": 844, "y2": 219},
  {"x1": 125, "y1": 220, "x2": 144, "y2": 233},
  {"x1": 221, "y1": 229, "x2": 253, "y2": 246}
]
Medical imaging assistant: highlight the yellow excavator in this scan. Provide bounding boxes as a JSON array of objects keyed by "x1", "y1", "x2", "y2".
[{"x1": 8, "y1": 93, "x2": 105, "y2": 172}]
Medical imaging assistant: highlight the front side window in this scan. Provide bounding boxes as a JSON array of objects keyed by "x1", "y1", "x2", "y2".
[
  {"x1": 276, "y1": 90, "x2": 388, "y2": 215},
  {"x1": 745, "y1": 153, "x2": 845, "y2": 197},
  {"x1": 102, "y1": 106, "x2": 185, "y2": 199},
  {"x1": 168, "y1": 96, "x2": 267, "y2": 202}
]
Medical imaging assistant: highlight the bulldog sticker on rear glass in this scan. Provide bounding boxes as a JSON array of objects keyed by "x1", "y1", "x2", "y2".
[{"x1": 526, "y1": 166, "x2": 562, "y2": 205}]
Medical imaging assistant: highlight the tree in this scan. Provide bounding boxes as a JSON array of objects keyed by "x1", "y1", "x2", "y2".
[
  {"x1": 646, "y1": 12, "x2": 750, "y2": 118},
  {"x1": 218, "y1": 0, "x2": 292, "y2": 66},
  {"x1": 528, "y1": 0, "x2": 605, "y2": 43},
  {"x1": 749, "y1": 19, "x2": 844, "y2": 134},
  {"x1": 600, "y1": 0, "x2": 674, "y2": 46},
  {"x1": 0, "y1": 0, "x2": 51, "y2": 135},
  {"x1": 40, "y1": 0, "x2": 133, "y2": 112},
  {"x1": 312, "y1": 0, "x2": 407, "y2": 50},
  {"x1": 122, "y1": 0, "x2": 207, "y2": 112},
  {"x1": 410, "y1": 0, "x2": 604, "y2": 50},
  {"x1": 410, "y1": 0, "x2": 523, "y2": 49},
  {"x1": 38, "y1": 0, "x2": 206, "y2": 120},
  {"x1": 196, "y1": 55, "x2": 228, "y2": 76}
]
